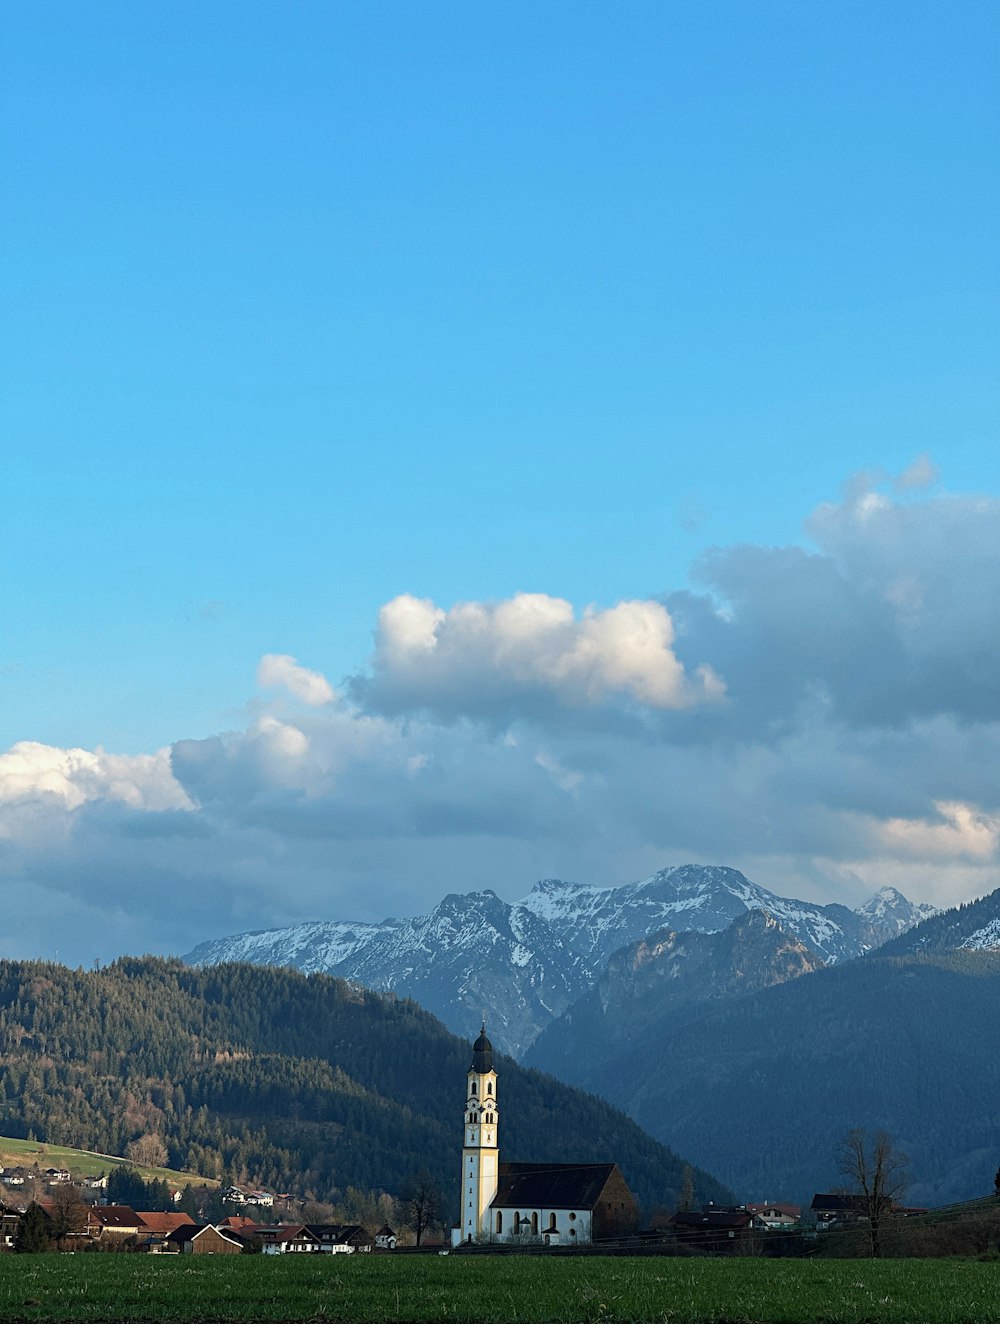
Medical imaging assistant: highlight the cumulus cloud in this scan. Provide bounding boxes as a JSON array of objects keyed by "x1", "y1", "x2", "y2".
[
  {"x1": 663, "y1": 477, "x2": 1000, "y2": 734},
  {"x1": 359, "y1": 592, "x2": 724, "y2": 720},
  {"x1": 257, "y1": 653, "x2": 335, "y2": 706},
  {"x1": 0, "y1": 741, "x2": 192, "y2": 813},
  {"x1": 876, "y1": 801, "x2": 1000, "y2": 862}
]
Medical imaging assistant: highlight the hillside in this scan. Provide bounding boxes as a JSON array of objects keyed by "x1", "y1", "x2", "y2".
[
  {"x1": 0, "y1": 957, "x2": 731, "y2": 1215},
  {"x1": 0, "y1": 1134, "x2": 215, "y2": 1189},
  {"x1": 528, "y1": 943, "x2": 1000, "y2": 1206},
  {"x1": 527, "y1": 909, "x2": 826, "y2": 1082}
]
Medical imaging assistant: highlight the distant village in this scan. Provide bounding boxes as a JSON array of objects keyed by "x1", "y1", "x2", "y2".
[{"x1": 0, "y1": 1155, "x2": 938, "y2": 1257}]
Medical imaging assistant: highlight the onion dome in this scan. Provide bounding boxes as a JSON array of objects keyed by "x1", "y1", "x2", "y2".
[{"x1": 469, "y1": 1022, "x2": 494, "y2": 1073}]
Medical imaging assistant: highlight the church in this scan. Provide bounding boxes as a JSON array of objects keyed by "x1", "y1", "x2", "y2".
[{"x1": 451, "y1": 1025, "x2": 638, "y2": 1247}]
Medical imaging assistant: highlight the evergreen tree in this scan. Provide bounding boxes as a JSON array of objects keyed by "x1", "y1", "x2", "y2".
[{"x1": 14, "y1": 1203, "x2": 50, "y2": 1253}]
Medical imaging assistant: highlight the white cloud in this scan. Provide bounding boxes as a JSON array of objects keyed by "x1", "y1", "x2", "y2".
[
  {"x1": 364, "y1": 592, "x2": 724, "y2": 719},
  {"x1": 257, "y1": 653, "x2": 335, "y2": 706},
  {"x1": 876, "y1": 800, "x2": 1000, "y2": 862},
  {"x1": 0, "y1": 740, "x2": 192, "y2": 813}
]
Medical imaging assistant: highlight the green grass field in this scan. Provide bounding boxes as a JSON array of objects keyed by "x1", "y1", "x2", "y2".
[
  {"x1": 0, "y1": 1135, "x2": 215, "y2": 1189},
  {"x1": 1, "y1": 1255, "x2": 999, "y2": 1323}
]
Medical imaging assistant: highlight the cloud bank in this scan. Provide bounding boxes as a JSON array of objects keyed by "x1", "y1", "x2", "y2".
[{"x1": 2, "y1": 469, "x2": 999, "y2": 965}]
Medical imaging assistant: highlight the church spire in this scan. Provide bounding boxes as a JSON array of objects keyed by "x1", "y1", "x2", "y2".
[
  {"x1": 470, "y1": 1022, "x2": 494, "y2": 1074},
  {"x1": 457, "y1": 1020, "x2": 499, "y2": 1244}
]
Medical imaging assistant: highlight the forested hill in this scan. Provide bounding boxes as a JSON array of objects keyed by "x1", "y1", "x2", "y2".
[{"x1": 0, "y1": 958, "x2": 730, "y2": 1215}]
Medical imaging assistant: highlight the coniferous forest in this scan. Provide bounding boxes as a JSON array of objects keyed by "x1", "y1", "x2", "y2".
[{"x1": 0, "y1": 958, "x2": 731, "y2": 1215}]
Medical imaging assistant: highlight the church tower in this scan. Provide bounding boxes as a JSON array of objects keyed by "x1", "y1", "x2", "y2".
[{"x1": 459, "y1": 1024, "x2": 499, "y2": 1242}]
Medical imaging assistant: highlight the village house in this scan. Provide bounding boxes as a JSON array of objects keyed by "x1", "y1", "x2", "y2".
[
  {"x1": 375, "y1": 1224, "x2": 397, "y2": 1250},
  {"x1": 745, "y1": 1202, "x2": 800, "y2": 1230},
  {"x1": 809, "y1": 1193, "x2": 928, "y2": 1229},
  {"x1": 256, "y1": 1224, "x2": 322, "y2": 1254},
  {"x1": 670, "y1": 1207, "x2": 754, "y2": 1252},
  {"x1": 0, "y1": 1203, "x2": 20, "y2": 1251},
  {"x1": 166, "y1": 1224, "x2": 245, "y2": 1255},
  {"x1": 86, "y1": 1205, "x2": 146, "y2": 1239},
  {"x1": 308, "y1": 1223, "x2": 373, "y2": 1253}
]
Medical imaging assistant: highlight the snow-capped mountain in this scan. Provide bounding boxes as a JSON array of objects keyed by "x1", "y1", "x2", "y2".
[
  {"x1": 184, "y1": 864, "x2": 934, "y2": 1057},
  {"x1": 854, "y1": 885, "x2": 939, "y2": 945},
  {"x1": 517, "y1": 868, "x2": 933, "y2": 965}
]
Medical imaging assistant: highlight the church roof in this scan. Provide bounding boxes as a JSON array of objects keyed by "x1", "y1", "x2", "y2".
[
  {"x1": 469, "y1": 1024, "x2": 494, "y2": 1073},
  {"x1": 490, "y1": 1162, "x2": 619, "y2": 1211}
]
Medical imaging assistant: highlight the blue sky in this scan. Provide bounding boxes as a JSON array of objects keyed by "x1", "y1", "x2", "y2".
[{"x1": 2, "y1": 2, "x2": 999, "y2": 962}]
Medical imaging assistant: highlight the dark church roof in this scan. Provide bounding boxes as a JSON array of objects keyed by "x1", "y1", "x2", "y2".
[
  {"x1": 470, "y1": 1024, "x2": 494, "y2": 1074},
  {"x1": 490, "y1": 1162, "x2": 618, "y2": 1211}
]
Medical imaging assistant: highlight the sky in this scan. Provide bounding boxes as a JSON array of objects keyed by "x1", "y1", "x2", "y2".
[{"x1": 2, "y1": 2, "x2": 999, "y2": 964}]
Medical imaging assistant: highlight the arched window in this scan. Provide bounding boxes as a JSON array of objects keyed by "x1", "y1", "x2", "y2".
[
  {"x1": 470, "y1": 1081, "x2": 477, "y2": 1095},
  {"x1": 531, "y1": 1212, "x2": 538, "y2": 1235},
  {"x1": 548, "y1": 1213, "x2": 557, "y2": 1232},
  {"x1": 487, "y1": 1082, "x2": 493, "y2": 1095},
  {"x1": 514, "y1": 1212, "x2": 520, "y2": 1233},
  {"x1": 496, "y1": 1211, "x2": 502, "y2": 1234}
]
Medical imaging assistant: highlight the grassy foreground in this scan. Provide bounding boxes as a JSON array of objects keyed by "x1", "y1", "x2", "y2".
[{"x1": 2, "y1": 1255, "x2": 1000, "y2": 1324}]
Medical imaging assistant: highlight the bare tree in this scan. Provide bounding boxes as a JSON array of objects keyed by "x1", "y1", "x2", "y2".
[
  {"x1": 399, "y1": 1171, "x2": 442, "y2": 1247},
  {"x1": 49, "y1": 1185, "x2": 88, "y2": 1242},
  {"x1": 677, "y1": 1165, "x2": 696, "y2": 1213},
  {"x1": 838, "y1": 1127, "x2": 909, "y2": 1258},
  {"x1": 126, "y1": 1134, "x2": 167, "y2": 1168}
]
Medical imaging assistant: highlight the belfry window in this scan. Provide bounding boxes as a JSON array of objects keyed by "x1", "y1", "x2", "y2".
[
  {"x1": 487, "y1": 1082, "x2": 493, "y2": 1095},
  {"x1": 470, "y1": 1081, "x2": 477, "y2": 1095}
]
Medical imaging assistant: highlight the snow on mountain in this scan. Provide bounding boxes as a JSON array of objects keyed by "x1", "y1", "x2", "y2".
[
  {"x1": 960, "y1": 918, "x2": 1000, "y2": 950},
  {"x1": 185, "y1": 864, "x2": 933, "y2": 1057},
  {"x1": 517, "y1": 865, "x2": 893, "y2": 965},
  {"x1": 854, "y1": 886, "x2": 939, "y2": 945}
]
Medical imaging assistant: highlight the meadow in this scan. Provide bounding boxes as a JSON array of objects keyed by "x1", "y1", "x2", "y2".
[
  {"x1": 0, "y1": 1136, "x2": 215, "y2": 1190},
  {"x1": 1, "y1": 1254, "x2": 1000, "y2": 1323}
]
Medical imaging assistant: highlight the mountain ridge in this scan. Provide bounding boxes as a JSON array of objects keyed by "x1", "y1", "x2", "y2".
[{"x1": 185, "y1": 866, "x2": 935, "y2": 1056}]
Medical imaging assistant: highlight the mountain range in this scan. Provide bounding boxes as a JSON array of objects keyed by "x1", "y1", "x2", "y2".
[{"x1": 185, "y1": 865, "x2": 935, "y2": 1056}]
